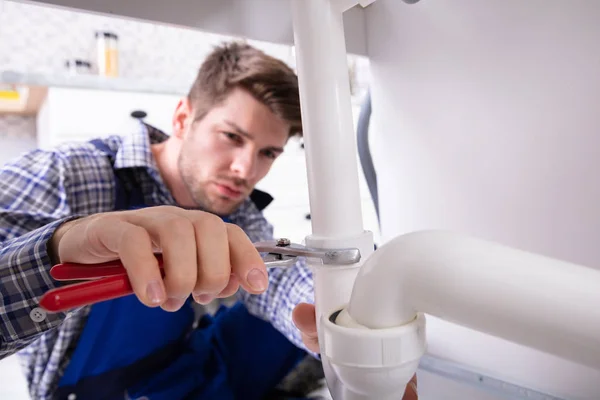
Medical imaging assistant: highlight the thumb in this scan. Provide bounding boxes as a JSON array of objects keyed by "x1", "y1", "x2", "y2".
[
  {"x1": 293, "y1": 303, "x2": 317, "y2": 333},
  {"x1": 293, "y1": 303, "x2": 319, "y2": 353}
]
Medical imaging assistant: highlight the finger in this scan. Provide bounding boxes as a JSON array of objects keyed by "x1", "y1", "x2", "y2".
[
  {"x1": 216, "y1": 274, "x2": 240, "y2": 298},
  {"x1": 193, "y1": 274, "x2": 240, "y2": 305},
  {"x1": 292, "y1": 303, "x2": 320, "y2": 353},
  {"x1": 89, "y1": 217, "x2": 166, "y2": 307},
  {"x1": 300, "y1": 331, "x2": 320, "y2": 353},
  {"x1": 125, "y1": 212, "x2": 198, "y2": 311},
  {"x1": 190, "y1": 213, "x2": 231, "y2": 296},
  {"x1": 292, "y1": 303, "x2": 317, "y2": 335},
  {"x1": 162, "y1": 297, "x2": 188, "y2": 311},
  {"x1": 226, "y1": 224, "x2": 268, "y2": 294},
  {"x1": 403, "y1": 374, "x2": 418, "y2": 400}
]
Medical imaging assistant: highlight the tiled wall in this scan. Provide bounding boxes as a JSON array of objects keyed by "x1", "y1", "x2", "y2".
[
  {"x1": 0, "y1": 1, "x2": 296, "y2": 85},
  {"x1": 0, "y1": 0, "x2": 294, "y2": 151},
  {"x1": 0, "y1": 0, "x2": 369, "y2": 162}
]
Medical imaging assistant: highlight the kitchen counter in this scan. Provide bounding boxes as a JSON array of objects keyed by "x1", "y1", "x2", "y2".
[{"x1": 1, "y1": 70, "x2": 189, "y2": 97}]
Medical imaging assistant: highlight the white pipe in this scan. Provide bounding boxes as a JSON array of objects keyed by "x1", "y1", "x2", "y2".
[
  {"x1": 290, "y1": 0, "x2": 364, "y2": 238},
  {"x1": 290, "y1": 0, "x2": 372, "y2": 353},
  {"x1": 346, "y1": 230, "x2": 600, "y2": 370},
  {"x1": 290, "y1": 1, "x2": 375, "y2": 398}
]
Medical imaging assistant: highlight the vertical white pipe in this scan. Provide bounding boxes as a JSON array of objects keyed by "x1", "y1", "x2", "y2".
[
  {"x1": 291, "y1": 2, "x2": 373, "y2": 398},
  {"x1": 290, "y1": 0, "x2": 364, "y2": 238}
]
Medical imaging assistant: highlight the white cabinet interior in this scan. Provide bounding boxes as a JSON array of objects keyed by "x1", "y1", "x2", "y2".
[{"x1": 36, "y1": 87, "x2": 182, "y2": 149}]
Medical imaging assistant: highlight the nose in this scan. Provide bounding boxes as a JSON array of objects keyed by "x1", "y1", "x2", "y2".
[{"x1": 230, "y1": 149, "x2": 257, "y2": 181}]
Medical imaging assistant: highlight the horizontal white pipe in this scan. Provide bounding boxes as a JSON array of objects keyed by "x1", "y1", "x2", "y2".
[{"x1": 347, "y1": 230, "x2": 600, "y2": 370}]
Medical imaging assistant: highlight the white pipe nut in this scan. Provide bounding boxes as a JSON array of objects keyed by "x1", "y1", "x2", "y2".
[{"x1": 321, "y1": 309, "x2": 426, "y2": 397}]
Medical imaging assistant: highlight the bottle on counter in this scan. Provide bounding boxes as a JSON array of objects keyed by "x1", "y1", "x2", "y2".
[
  {"x1": 65, "y1": 59, "x2": 92, "y2": 75},
  {"x1": 95, "y1": 31, "x2": 119, "y2": 77}
]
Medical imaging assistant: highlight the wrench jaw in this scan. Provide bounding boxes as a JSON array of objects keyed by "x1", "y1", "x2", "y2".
[
  {"x1": 262, "y1": 252, "x2": 298, "y2": 268},
  {"x1": 256, "y1": 239, "x2": 361, "y2": 268}
]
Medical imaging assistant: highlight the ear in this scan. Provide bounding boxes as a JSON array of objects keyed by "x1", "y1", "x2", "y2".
[{"x1": 172, "y1": 98, "x2": 193, "y2": 139}]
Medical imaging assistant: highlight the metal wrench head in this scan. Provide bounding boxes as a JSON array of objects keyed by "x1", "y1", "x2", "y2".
[
  {"x1": 261, "y1": 252, "x2": 298, "y2": 268},
  {"x1": 256, "y1": 239, "x2": 298, "y2": 268},
  {"x1": 255, "y1": 239, "x2": 361, "y2": 268}
]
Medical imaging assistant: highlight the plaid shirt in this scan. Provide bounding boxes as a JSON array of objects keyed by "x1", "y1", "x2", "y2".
[{"x1": 0, "y1": 123, "x2": 314, "y2": 399}]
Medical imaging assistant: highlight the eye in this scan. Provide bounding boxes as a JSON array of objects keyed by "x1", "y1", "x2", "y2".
[
  {"x1": 223, "y1": 132, "x2": 243, "y2": 144},
  {"x1": 261, "y1": 149, "x2": 278, "y2": 160}
]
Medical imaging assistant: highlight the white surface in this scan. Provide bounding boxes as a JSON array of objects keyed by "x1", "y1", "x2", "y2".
[
  {"x1": 18, "y1": 0, "x2": 370, "y2": 56},
  {"x1": 8, "y1": 0, "x2": 598, "y2": 397},
  {"x1": 0, "y1": 355, "x2": 29, "y2": 399},
  {"x1": 307, "y1": 231, "x2": 377, "y2": 397},
  {"x1": 37, "y1": 87, "x2": 181, "y2": 149},
  {"x1": 323, "y1": 311, "x2": 425, "y2": 398},
  {"x1": 258, "y1": 105, "x2": 381, "y2": 246},
  {"x1": 291, "y1": 0, "x2": 364, "y2": 237},
  {"x1": 0, "y1": 135, "x2": 37, "y2": 165},
  {"x1": 366, "y1": 0, "x2": 600, "y2": 398},
  {"x1": 291, "y1": 2, "x2": 379, "y2": 398},
  {"x1": 349, "y1": 230, "x2": 600, "y2": 370},
  {"x1": 417, "y1": 368, "x2": 507, "y2": 400},
  {"x1": 308, "y1": 369, "x2": 511, "y2": 400},
  {"x1": 344, "y1": 229, "x2": 600, "y2": 399},
  {"x1": 307, "y1": 230, "x2": 375, "y2": 331},
  {"x1": 424, "y1": 316, "x2": 600, "y2": 400}
]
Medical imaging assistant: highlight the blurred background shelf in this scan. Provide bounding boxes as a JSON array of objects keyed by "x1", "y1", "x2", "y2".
[{"x1": 1, "y1": 70, "x2": 189, "y2": 97}]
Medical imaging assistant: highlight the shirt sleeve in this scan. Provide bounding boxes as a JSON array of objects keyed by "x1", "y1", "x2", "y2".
[
  {"x1": 236, "y1": 209, "x2": 315, "y2": 352},
  {"x1": 0, "y1": 149, "x2": 76, "y2": 359}
]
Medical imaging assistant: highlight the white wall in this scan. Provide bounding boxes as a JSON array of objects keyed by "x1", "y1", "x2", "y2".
[
  {"x1": 0, "y1": 115, "x2": 37, "y2": 166},
  {"x1": 0, "y1": 356, "x2": 28, "y2": 399},
  {"x1": 366, "y1": 0, "x2": 600, "y2": 398}
]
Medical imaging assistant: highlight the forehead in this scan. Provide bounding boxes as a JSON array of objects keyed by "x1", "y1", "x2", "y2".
[{"x1": 207, "y1": 88, "x2": 290, "y2": 145}]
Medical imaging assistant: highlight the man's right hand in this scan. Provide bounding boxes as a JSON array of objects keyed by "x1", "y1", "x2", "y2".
[{"x1": 49, "y1": 206, "x2": 268, "y2": 311}]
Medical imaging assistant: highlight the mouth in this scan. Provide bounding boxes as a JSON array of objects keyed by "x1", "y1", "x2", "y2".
[{"x1": 213, "y1": 182, "x2": 244, "y2": 200}]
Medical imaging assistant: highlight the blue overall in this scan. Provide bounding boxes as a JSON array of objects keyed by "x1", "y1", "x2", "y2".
[{"x1": 55, "y1": 139, "x2": 306, "y2": 400}]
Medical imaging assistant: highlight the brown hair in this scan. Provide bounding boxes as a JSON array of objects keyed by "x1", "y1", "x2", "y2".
[{"x1": 187, "y1": 42, "x2": 302, "y2": 137}]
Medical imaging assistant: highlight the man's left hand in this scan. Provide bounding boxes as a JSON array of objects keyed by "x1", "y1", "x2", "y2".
[{"x1": 292, "y1": 303, "x2": 419, "y2": 400}]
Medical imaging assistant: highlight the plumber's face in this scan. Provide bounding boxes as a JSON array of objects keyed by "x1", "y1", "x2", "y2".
[{"x1": 174, "y1": 87, "x2": 289, "y2": 215}]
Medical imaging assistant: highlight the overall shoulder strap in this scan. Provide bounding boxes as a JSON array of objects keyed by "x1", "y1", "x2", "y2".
[
  {"x1": 88, "y1": 139, "x2": 144, "y2": 210},
  {"x1": 89, "y1": 138, "x2": 117, "y2": 160},
  {"x1": 249, "y1": 189, "x2": 274, "y2": 211}
]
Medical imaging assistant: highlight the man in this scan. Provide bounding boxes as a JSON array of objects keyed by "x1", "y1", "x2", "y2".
[{"x1": 0, "y1": 42, "x2": 417, "y2": 399}]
